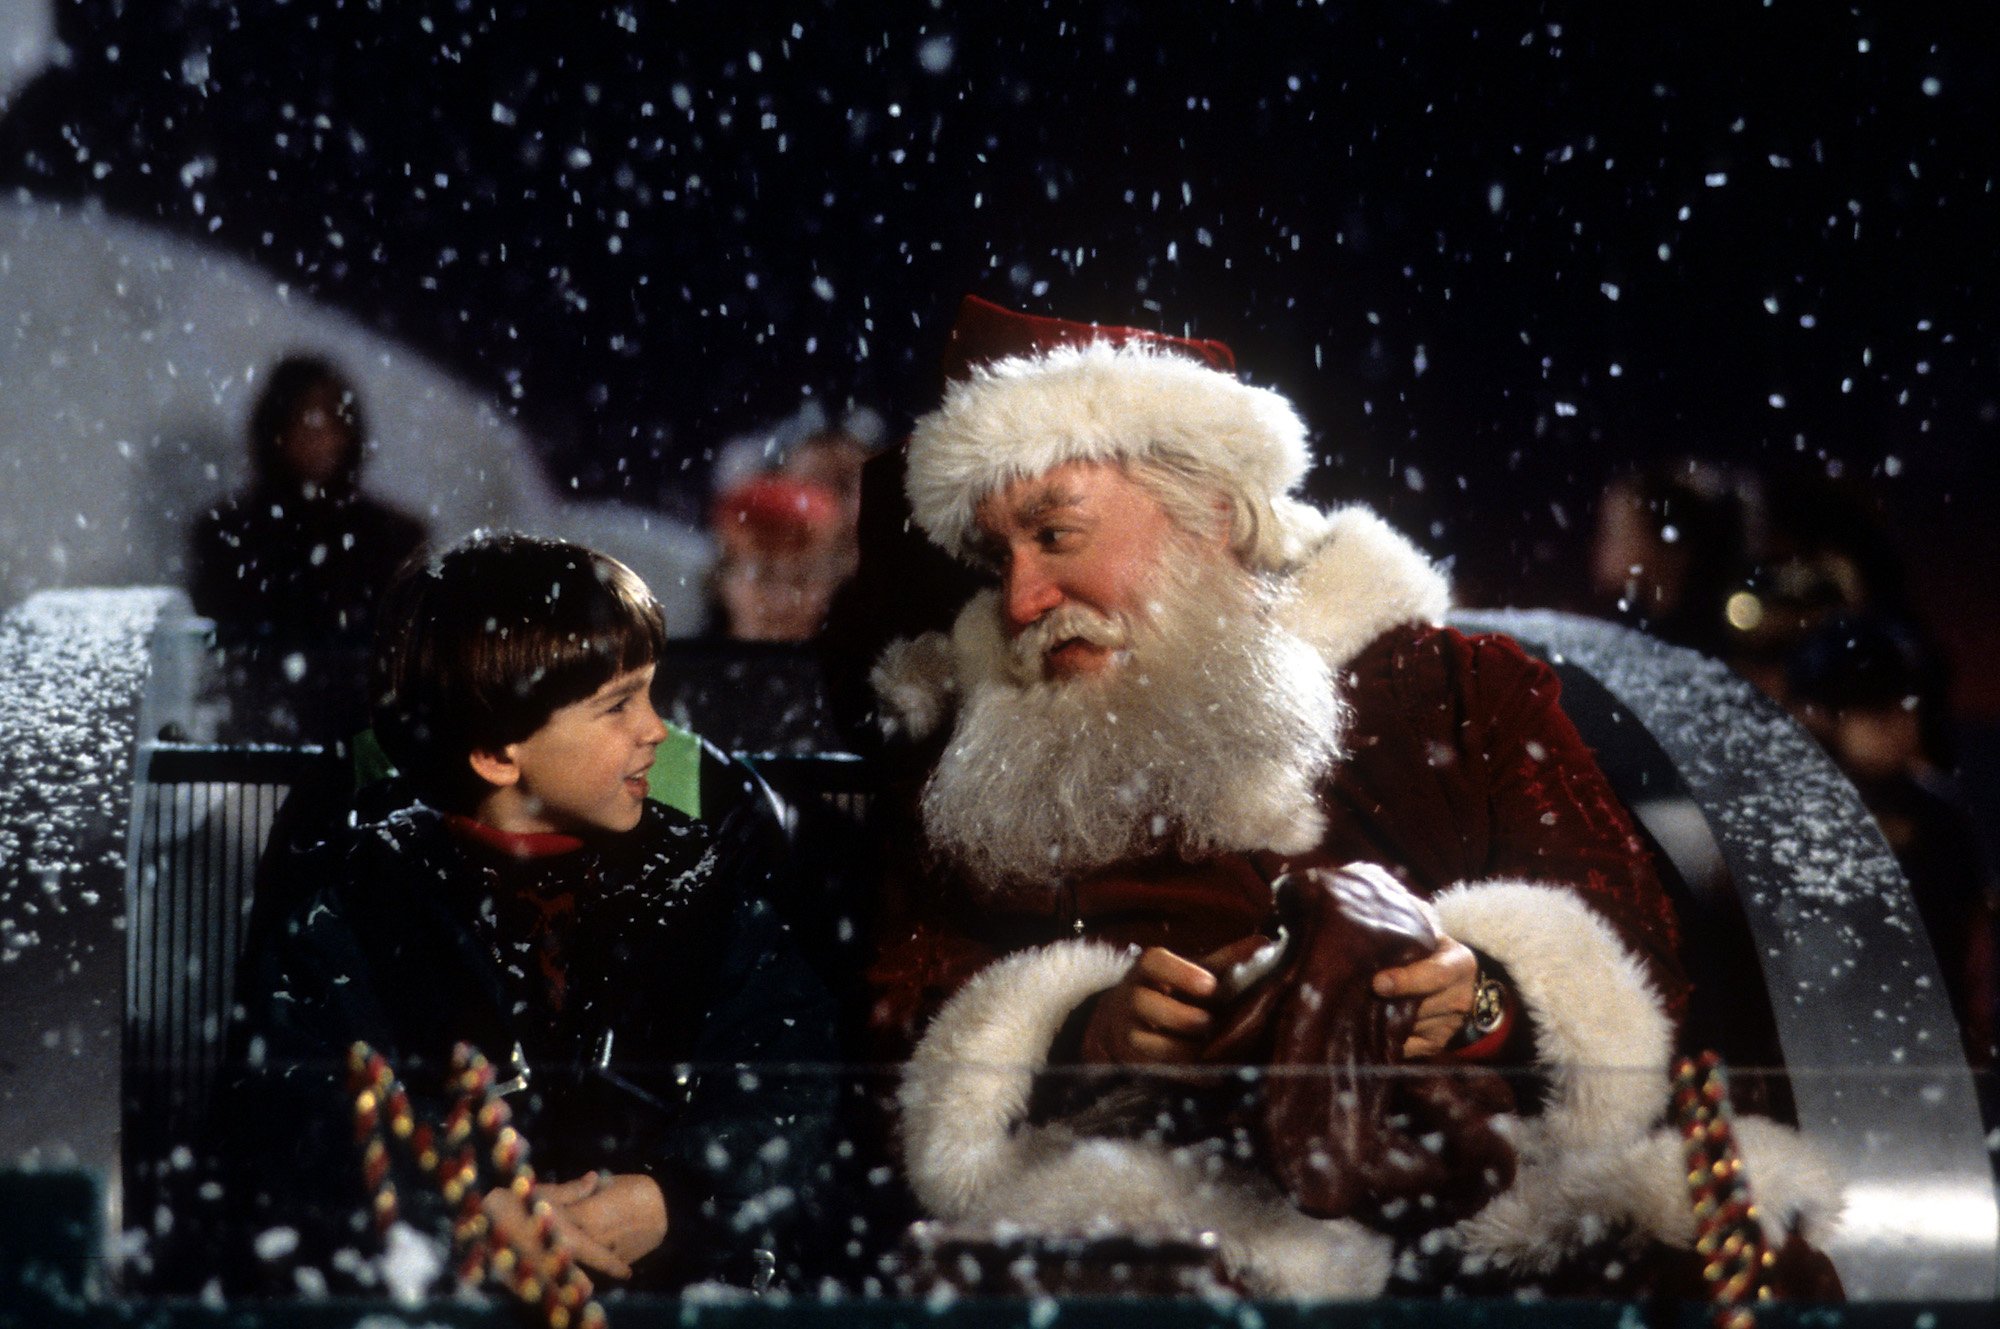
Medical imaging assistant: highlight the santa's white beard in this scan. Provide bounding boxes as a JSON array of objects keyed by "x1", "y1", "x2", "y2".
[{"x1": 920, "y1": 546, "x2": 1346, "y2": 901}]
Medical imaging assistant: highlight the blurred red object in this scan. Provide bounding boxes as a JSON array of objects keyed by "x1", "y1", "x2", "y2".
[{"x1": 710, "y1": 475, "x2": 848, "y2": 642}]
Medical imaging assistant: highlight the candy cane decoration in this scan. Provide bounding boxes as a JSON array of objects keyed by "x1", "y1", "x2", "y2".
[
  {"x1": 346, "y1": 1040, "x2": 609, "y2": 1329},
  {"x1": 443, "y1": 1044, "x2": 498, "y2": 1282},
  {"x1": 343, "y1": 1044, "x2": 403, "y2": 1233},
  {"x1": 1672, "y1": 1051, "x2": 1774, "y2": 1329}
]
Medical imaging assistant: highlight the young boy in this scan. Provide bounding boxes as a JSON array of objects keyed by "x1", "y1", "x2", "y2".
[{"x1": 208, "y1": 531, "x2": 838, "y2": 1293}]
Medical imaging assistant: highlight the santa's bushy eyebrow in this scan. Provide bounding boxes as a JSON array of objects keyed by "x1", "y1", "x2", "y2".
[
  {"x1": 1012, "y1": 483, "x2": 1085, "y2": 526},
  {"x1": 969, "y1": 482, "x2": 1088, "y2": 566}
]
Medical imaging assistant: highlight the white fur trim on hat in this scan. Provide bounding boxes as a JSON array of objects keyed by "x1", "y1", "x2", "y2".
[
  {"x1": 906, "y1": 340, "x2": 1312, "y2": 559},
  {"x1": 899, "y1": 938, "x2": 1394, "y2": 1297}
]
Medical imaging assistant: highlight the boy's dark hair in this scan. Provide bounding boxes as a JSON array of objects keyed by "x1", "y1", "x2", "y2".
[{"x1": 371, "y1": 531, "x2": 668, "y2": 810}]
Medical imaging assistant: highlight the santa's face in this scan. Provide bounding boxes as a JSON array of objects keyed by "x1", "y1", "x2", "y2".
[
  {"x1": 925, "y1": 493, "x2": 1344, "y2": 894},
  {"x1": 970, "y1": 460, "x2": 1189, "y2": 681}
]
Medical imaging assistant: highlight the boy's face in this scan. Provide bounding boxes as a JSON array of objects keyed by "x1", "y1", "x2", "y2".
[{"x1": 477, "y1": 664, "x2": 669, "y2": 836}]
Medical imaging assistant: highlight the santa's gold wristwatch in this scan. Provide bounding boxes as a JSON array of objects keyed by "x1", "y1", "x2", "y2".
[{"x1": 1464, "y1": 971, "x2": 1508, "y2": 1041}]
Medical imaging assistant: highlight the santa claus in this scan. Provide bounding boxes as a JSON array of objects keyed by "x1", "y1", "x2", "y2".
[{"x1": 861, "y1": 296, "x2": 1840, "y2": 1298}]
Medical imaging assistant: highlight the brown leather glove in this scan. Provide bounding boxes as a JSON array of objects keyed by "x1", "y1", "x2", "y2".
[{"x1": 1205, "y1": 864, "x2": 1519, "y2": 1228}]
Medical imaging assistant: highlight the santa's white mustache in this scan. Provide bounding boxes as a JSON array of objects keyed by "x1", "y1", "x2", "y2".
[{"x1": 1005, "y1": 602, "x2": 1132, "y2": 681}]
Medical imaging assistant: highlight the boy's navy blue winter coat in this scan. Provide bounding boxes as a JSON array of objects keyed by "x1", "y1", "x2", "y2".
[{"x1": 204, "y1": 758, "x2": 840, "y2": 1292}]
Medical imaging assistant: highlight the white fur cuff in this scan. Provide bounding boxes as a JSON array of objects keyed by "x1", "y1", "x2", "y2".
[
  {"x1": 897, "y1": 938, "x2": 1395, "y2": 1297},
  {"x1": 1434, "y1": 880, "x2": 1842, "y2": 1267},
  {"x1": 869, "y1": 631, "x2": 957, "y2": 741},
  {"x1": 1434, "y1": 880, "x2": 1674, "y2": 1149},
  {"x1": 900, "y1": 940, "x2": 1135, "y2": 1217}
]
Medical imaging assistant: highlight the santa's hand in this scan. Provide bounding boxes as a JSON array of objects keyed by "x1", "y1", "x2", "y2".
[
  {"x1": 1079, "y1": 946, "x2": 1219, "y2": 1065},
  {"x1": 1371, "y1": 932, "x2": 1479, "y2": 1058}
]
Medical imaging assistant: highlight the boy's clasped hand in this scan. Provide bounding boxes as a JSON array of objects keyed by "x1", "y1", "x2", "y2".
[{"x1": 482, "y1": 1172, "x2": 667, "y2": 1290}]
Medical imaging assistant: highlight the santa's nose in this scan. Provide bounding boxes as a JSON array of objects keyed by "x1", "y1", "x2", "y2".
[{"x1": 1002, "y1": 554, "x2": 1063, "y2": 631}]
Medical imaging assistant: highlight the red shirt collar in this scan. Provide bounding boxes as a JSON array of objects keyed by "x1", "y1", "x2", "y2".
[{"x1": 443, "y1": 812, "x2": 586, "y2": 859}]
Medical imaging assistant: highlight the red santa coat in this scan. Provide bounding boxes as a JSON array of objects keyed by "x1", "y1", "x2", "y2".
[{"x1": 867, "y1": 506, "x2": 1839, "y2": 1298}]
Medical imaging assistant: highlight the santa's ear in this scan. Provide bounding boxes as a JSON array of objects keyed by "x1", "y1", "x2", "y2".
[
  {"x1": 467, "y1": 746, "x2": 521, "y2": 789},
  {"x1": 1208, "y1": 493, "x2": 1239, "y2": 549}
]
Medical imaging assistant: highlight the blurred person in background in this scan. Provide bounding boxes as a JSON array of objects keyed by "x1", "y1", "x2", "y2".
[
  {"x1": 1588, "y1": 461, "x2": 1993, "y2": 1068},
  {"x1": 1717, "y1": 471, "x2": 1916, "y2": 704},
  {"x1": 1786, "y1": 614, "x2": 1999, "y2": 1068},
  {"x1": 188, "y1": 353, "x2": 427, "y2": 737},
  {"x1": 191, "y1": 353, "x2": 427, "y2": 647},
  {"x1": 707, "y1": 473, "x2": 849, "y2": 642},
  {"x1": 710, "y1": 400, "x2": 884, "y2": 536},
  {"x1": 1587, "y1": 459, "x2": 1767, "y2": 661},
  {"x1": 777, "y1": 410, "x2": 881, "y2": 551},
  {"x1": 705, "y1": 402, "x2": 883, "y2": 642},
  {"x1": 1585, "y1": 460, "x2": 1927, "y2": 706}
]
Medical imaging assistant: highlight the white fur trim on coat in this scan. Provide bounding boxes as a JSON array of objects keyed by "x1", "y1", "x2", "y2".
[
  {"x1": 900, "y1": 938, "x2": 1394, "y2": 1298},
  {"x1": 862, "y1": 591, "x2": 1007, "y2": 743},
  {"x1": 906, "y1": 340, "x2": 1312, "y2": 560},
  {"x1": 1278, "y1": 506, "x2": 1450, "y2": 672},
  {"x1": 868, "y1": 632, "x2": 958, "y2": 742},
  {"x1": 1435, "y1": 881, "x2": 1674, "y2": 1155},
  {"x1": 1434, "y1": 881, "x2": 1842, "y2": 1268}
]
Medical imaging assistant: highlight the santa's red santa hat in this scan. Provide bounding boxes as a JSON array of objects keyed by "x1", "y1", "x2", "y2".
[{"x1": 906, "y1": 295, "x2": 1330, "y2": 570}]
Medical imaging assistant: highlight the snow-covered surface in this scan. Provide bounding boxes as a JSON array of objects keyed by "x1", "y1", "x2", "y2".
[
  {"x1": 1457, "y1": 608, "x2": 1997, "y2": 1300},
  {"x1": 0, "y1": 195, "x2": 713, "y2": 631},
  {"x1": 0, "y1": 587, "x2": 173, "y2": 920},
  {"x1": 0, "y1": 1, "x2": 53, "y2": 114},
  {"x1": 0, "y1": 587, "x2": 176, "y2": 1229},
  {"x1": 1456, "y1": 610, "x2": 1949, "y2": 1056}
]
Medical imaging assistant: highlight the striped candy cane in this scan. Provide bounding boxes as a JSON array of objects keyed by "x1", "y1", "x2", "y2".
[
  {"x1": 1672, "y1": 1051, "x2": 1774, "y2": 1329},
  {"x1": 345, "y1": 1040, "x2": 610, "y2": 1329}
]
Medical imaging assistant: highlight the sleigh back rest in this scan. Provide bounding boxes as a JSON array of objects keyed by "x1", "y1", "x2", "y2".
[
  {"x1": 120, "y1": 740, "x2": 345, "y2": 1244},
  {"x1": 1454, "y1": 608, "x2": 1995, "y2": 1300}
]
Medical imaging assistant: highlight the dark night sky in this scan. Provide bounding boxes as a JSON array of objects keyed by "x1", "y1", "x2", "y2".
[{"x1": 4, "y1": 0, "x2": 1997, "y2": 703}]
